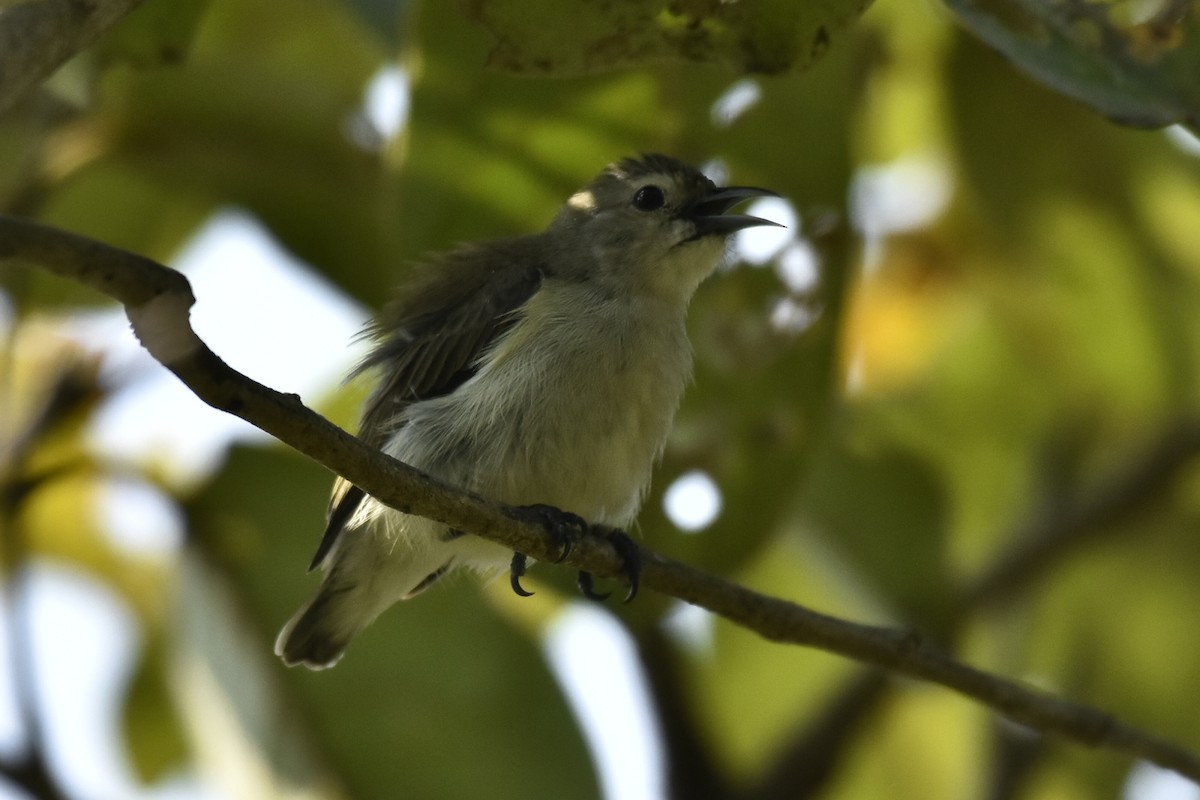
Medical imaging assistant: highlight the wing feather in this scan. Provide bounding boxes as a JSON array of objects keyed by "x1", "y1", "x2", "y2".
[{"x1": 309, "y1": 242, "x2": 545, "y2": 570}]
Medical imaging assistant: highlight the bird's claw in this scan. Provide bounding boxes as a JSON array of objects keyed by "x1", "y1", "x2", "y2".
[
  {"x1": 510, "y1": 552, "x2": 535, "y2": 597},
  {"x1": 515, "y1": 503, "x2": 588, "y2": 562},
  {"x1": 508, "y1": 504, "x2": 590, "y2": 598},
  {"x1": 578, "y1": 529, "x2": 640, "y2": 604},
  {"x1": 507, "y1": 506, "x2": 640, "y2": 604},
  {"x1": 577, "y1": 571, "x2": 610, "y2": 601}
]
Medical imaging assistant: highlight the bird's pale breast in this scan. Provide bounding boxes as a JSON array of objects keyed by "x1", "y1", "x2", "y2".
[{"x1": 388, "y1": 278, "x2": 693, "y2": 529}]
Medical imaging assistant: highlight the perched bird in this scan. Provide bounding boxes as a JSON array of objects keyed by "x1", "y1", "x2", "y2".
[{"x1": 276, "y1": 154, "x2": 780, "y2": 669}]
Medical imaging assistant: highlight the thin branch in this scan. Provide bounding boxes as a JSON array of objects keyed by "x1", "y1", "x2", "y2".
[
  {"x1": 986, "y1": 724, "x2": 1045, "y2": 800},
  {"x1": 2, "y1": 213, "x2": 1199, "y2": 783},
  {"x1": 0, "y1": 0, "x2": 146, "y2": 115},
  {"x1": 645, "y1": 219, "x2": 853, "y2": 800},
  {"x1": 636, "y1": 629, "x2": 733, "y2": 800},
  {"x1": 744, "y1": 670, "x2": 889, "y2": 800},
  {"x1": 751, "y1": 420, "x2": 1200, "y2": 798},
  {"x1": 964, "y1": 424, "x2": 1200, "y2": 607}
]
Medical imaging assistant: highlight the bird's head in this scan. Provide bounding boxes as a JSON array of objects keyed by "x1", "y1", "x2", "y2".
[{"x1": 548, "y1": 154, "x2": 783, "y2": 299}]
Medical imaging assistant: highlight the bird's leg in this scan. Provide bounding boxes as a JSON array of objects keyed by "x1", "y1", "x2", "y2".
[
  {"x1": 577, "y1": 526, "x2": 641, "y2": 604},
  {"x1": 509, "y1": 504, "x2": 590, "y2": 597}
]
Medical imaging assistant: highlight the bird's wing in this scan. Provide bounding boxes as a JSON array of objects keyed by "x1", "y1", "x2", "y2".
[{"x1": 309, "y1": 248, "x2": 545, "y2": 571}]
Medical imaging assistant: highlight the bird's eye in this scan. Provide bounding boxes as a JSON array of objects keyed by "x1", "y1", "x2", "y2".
[{"x1": 632, "y1": 185, "x2": 666, "y2": 211}]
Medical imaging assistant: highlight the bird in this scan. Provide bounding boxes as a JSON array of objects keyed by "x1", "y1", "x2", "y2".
[{"x1": 275, "y1": 153, "x2": 781, "y2": 669}]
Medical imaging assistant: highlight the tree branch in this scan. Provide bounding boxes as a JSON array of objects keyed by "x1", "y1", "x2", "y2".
[
  {"x1": 964, "y1": 424, "x2": 1200, "y2": 607},
  {"x1": 2, "y1": 213, "x2": 1198, "y2": 783},
  {"x1": 0, "y1": 0, "x2": 146, "y2": 115},
  {"x1": 746, "y1": 669, "x2": 889, "y2": 800},
  {"x1": 752, "y1": 420, "x2": 1200, "y2": 797},
  {"x1": 635, "y1": 629, "x2": 734, "y2": 800}
]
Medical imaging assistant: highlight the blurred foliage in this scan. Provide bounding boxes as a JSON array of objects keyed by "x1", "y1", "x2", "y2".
[
  {"x1": 2, "y1": 0, "x2": 1200, "y2": 798},
  {"x1": 96, "y1": 0, "x2": 210, "y2": 68},
  {"x1": 189, "y1": 445, "x2": 598, "y2": 799},
  {"x1": 948, "y1": 0, "x2": 1200, "y2": 130},
  {"x1": 461, "y1": 0, "x2": 872, "y2": 75}
]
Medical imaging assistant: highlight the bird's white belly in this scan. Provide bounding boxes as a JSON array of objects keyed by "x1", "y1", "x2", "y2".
[{"x1": 390, "y1": 287, "x2": 692, "y2": 530}]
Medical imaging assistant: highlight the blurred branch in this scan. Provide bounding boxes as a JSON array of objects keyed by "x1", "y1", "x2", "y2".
[
  {"x1": 0, "y1": 560, "x2": 69, "y2": 800},
  {"x1": 751, "y1": 422, "x2": 1200, "y2": 798},
  {"x1": 985, "y1": 724, "x2": 1045, "y2": 800},
  {"x1": 0, "y1": 366, "x2": 97, "y2": 800},
  {"x1": 4, "y1": 214, "x2": 1200, "y2": 783},
  {"x1": 745, "y1": 669, "x2": 889, "y2": 800},
  {"x1": 964, "y1": 424, "x2": 1200, "y2": 607},
  {"x1": 0, "y1": 0, "x2": 145, "y2": 115},
  {"x1": 636, "y1": 630, "x2": 733, "y2": 800},
  {"x1": 641, "y1": 214, "x2": 856, "y2": 800}
]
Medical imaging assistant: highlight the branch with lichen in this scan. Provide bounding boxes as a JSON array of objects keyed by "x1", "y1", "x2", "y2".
[{"x1": 1, "y1": 213, "x2": 1198, "y2": 784}]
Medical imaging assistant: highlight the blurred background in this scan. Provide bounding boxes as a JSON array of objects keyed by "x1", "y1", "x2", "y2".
[{"x1": 2, "y1": 0, "x2": 1200, "y2": 797}]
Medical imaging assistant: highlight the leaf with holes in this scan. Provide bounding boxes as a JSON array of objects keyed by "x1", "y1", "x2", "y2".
[
  {"x1": 947, "y1": 0, "x2": 1200, "y2": 129},
  {"x1": 462, "y1": 0, "x2": 874, "y2": 75}
]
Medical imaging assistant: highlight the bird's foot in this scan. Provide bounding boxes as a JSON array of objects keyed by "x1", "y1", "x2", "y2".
[
  {"x1": 507, "y1": 507, "x2": 640, "y2": 603},
  {"x1": 509, "y1": 504, "x2": 590, "y2": 597},
  {"x1": 577, "y1": 527, "x2": 641, "y2": 604}
]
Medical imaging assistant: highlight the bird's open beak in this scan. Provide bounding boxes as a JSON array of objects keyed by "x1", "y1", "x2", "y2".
[{"x1": 685, "y1": 186, "x2": 785, "y2": 238}]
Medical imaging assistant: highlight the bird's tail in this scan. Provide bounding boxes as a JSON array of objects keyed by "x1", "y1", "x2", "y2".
[
  {"x1": 274, "y1": 585, "x2": 363, "y2": 670},
  {"x1": 275, "y1": 544, "x2": 458, "y2": 669}
]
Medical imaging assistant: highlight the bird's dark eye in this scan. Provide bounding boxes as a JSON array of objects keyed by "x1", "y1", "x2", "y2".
[{"x1": 632, "y1": 185, "x2": 666, "y2": 211}]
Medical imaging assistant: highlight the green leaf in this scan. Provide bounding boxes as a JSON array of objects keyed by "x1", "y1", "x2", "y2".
[
  {"x1": 1024, "y1": 515, "x2": 1200, "y2": 754},
  {"x1": 946, "y1": 0, "x2": 1200, "y2": 129},
  {"x1": 797, "y1": 421, "x2": 950, "y2": 623},
  {"x1": 341, "y1": 0, "x2": 410, "y2": 50},
  {"x1": 40, "y1": 160, "x2": 213, "y2": 270},
  {"x1": 38, "y1": 0, "x2": 393, "y2": 301},
  {"x1": 98, "y1": 0, "x2": 212, "y2": 67},
  {"x1": 462, "y1": 0, "x2": 873, "y2": 75},
  {"x1": 122, "y1": 634, "x2": 191, "y2": 783}
]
